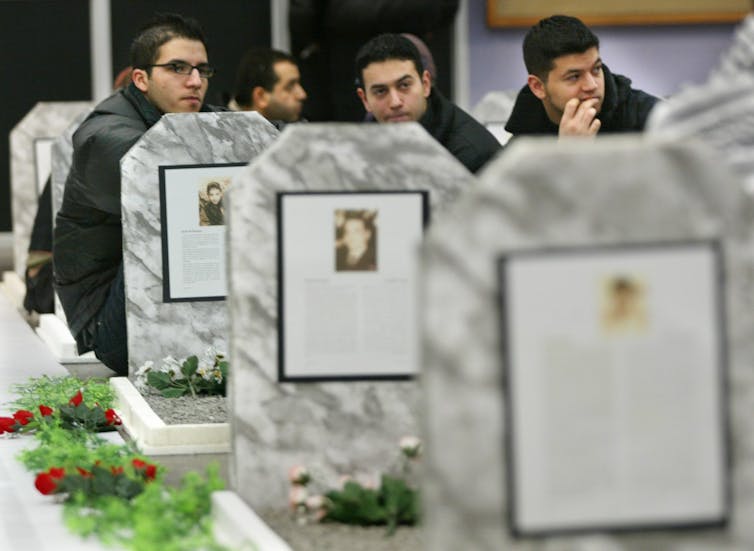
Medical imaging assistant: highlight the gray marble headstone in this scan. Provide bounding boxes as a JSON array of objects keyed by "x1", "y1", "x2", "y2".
[
  {"x1": 420, "y1": 136, "x2": 754, "y2": 550},
  {"x1": 121, "y1": 111, "x2": 278, "y2": 373},
  {"x1": 227, "y1": 123, "x2": 475, "y2": 509},
  {"x1": 51, "y1": 108, "x2": 92, "y2": 228},
  {"x1": 51, "y1": 108, "x2": 92, "y2": 322},
  {"x1": 647, "y1": 14, "x2": 754, "y2": 189},
  {"x1": 471, "y1": 90, "x2": 518, "y2": 146},
  {"x1": 471, "y1": 90, "x2": 517, "y2": 124},
  {"x1": 10, "y1": 101, "x2": 92, "y2": 278}
]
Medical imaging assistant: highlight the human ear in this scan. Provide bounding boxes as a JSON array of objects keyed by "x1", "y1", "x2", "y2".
[
  {"x1": 251, "y1": 86, "x2": 269, "y2": 110},
  {"x1": 132, "y1": 68, "x2": 149, "y2": 93},
  {"x1": 527, "y1": 74, "x2": 547, "y2": 100},
  {"x1": 421, "y1": 69, "x2": 431, "y2": 98},
  {"x1": 357, "y1": 88, "x2": 372, "y2": 112}
]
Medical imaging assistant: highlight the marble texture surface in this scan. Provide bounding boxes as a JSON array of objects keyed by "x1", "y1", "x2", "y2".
[
  {"x1": 226, "y1": 123, "x2": 475, "y2": 509},
  {"x1": 51, "y1": 108, "x2": 92, "y2": 322},
  {"x1": 648, "y1": 14, "x2": 754, "y2": 190},
  {"x1": 420, "y1": 136, "x2": 754, "y2": 550},
  {"x1": 121, "y1": 111, "x2": 278, "y2": 373},
  {"x1": 51, "y1": 108, "x2": 92, "y2": 228},
  {"x1": 10, "y1": 101, "x2": 92, "y2": 278},
  {"x1": 471, "y1": 89, "x2": 517, "y2": 124}
]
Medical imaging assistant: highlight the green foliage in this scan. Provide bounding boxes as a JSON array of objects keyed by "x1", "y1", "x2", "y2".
[
  {"x1": 63, "y1": 464, "x2": 228, "y2": 551},
  {"x1": 9, "y1": 375, "x2": 115, "y2": 411},
  {"x1": 17, "y1": 423, "x2": 136, "y2": 472},
  {"x1": 144, "y1": 354, "x2": 227, "y2": 398},
  {"x1": 11, "y1": 375, "x2": 231, "y2": 550},
  {"x1": 324, "y1": 475, "x2": 420, "y2": 535}
]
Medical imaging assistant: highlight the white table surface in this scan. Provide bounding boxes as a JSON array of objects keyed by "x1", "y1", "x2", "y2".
[{"x1": 0, "y1": 292, "x2": 122, "y2": 550}]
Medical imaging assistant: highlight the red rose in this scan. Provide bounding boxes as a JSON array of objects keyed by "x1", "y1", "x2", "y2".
[
  {"x1": 144, "y1": 464, "x2": 157, "y2": 481},
  {"x1": 69, "y1": 390, "x2": 83, "y2": 406},
  {"x1": 38, "y1": 405, "x2": 53, "y2": 416},
  {"x1": 110, "y1": 466, "x2": 124, "y2": 475},
  {"x1": 76, "y1": 467, "x2": 93, "y2": 478},
  {"x1": 105, "y1": 409, "x2": 122, "y2": 426},
  {"x1": 35, "y1": 472, "x2": 61, "y2": 495},
  {"x1": 13, "y1": 409, "x2": 34, "y2": 426},
  {"x1": 35, "y1": 473, "x2": 58, "y2": 495},
  {"x1": 48, "y1": 467, "x2": 65, "y2": 479},
  {"x1": 132, "y1": 458, "x2": 146, "y2": 469},
  {"x1": 0, "y1": 416, "x2": 16, "y2": 434}
]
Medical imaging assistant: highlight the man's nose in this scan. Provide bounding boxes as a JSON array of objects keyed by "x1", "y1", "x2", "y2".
[
  {"x1": 296, "y1": 84, "x2": 307, "y2": 100},
  {"x1": 186, "y1": 67, "x2": 203, "y2": 87},
  {"x1": 582, "y1": 73, "x2": 598, "y2": 91},
  {"x1": 388, "y1": 88, "x2": 402, "y2": 107}
]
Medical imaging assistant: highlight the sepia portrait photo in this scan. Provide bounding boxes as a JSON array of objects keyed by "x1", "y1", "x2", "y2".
[
  {"x1": 600, "y1": 274, "x2": 648, "y2": 334},
  {"x1": 198, "y1": 177, "x2": 231, "y2": 226},
  {"x1": 334, "y1": 209, "x2": 378, "y2": 272}
]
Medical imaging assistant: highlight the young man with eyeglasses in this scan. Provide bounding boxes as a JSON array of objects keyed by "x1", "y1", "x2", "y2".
[{"x1": 54, "y1": 13, "x2": 222, "y2": 375}]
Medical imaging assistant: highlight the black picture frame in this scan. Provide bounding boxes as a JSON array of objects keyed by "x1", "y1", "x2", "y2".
[{"x1": 277, "y1": 190, "x2": 430, "y2": 383}]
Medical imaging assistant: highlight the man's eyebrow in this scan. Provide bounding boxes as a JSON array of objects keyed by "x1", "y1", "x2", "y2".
[{"x1": 368, "y1": 73, "x2": 413, "y2": 91}]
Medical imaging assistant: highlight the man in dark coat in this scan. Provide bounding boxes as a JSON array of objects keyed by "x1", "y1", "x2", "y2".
[
  {"x1": 54, "y1": 14, "x2": 221, "y2": 375},
  {"x1": 505, "y1": 15, "x2": 659, "y2": 139},
  {"x1": 355, "y1": 33, "x2": 500, "y2": 174}
]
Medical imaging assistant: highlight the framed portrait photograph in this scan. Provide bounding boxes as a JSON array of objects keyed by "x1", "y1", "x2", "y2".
[
  {"x1": 277, "y1": 190, "x2": 429, "y2": 382},
  {"x1": 159, "y1": 162, "x2": 246, "y2": 302},
  {"x1": 499, "y1": 240, "x2": 728, "y2": 536},
  {"x1": 34, "y1": 137, "x2": 54, "y2": 196}
]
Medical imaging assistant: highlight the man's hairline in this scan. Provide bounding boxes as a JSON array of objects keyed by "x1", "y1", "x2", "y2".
[
  {"x1": 359, "y1": 57, "x2": 422, "y2": 90},
  {"x1": 532, "y1": 46, "x2": 601, "y2": 83}
]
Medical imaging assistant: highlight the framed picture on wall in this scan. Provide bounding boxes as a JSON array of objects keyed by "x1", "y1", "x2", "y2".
[{"x1": 487, "y1": 0, "x2": 749, "y2": 27}]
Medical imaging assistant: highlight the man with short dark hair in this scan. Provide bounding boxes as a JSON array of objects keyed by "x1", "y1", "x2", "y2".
[
  {"x1": 232, "y1": 48, "x2": 307, "y2": 123},
  {"x1": 54, "y1": 13, "x2": 223, "y2": 375},
  {"x1": 355, "y1": 33, "x2": 500, "y2": 174},
  {"x1": 505, "y1": 15, "x2": 659, "y2": 138}
]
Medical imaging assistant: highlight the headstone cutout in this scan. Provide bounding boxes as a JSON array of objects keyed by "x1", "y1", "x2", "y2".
[
  {"x1": 121, "y1": 111, "x2": 278, "y2": 373},
  {"x1": 227, "y1": 123, "x2": 474, "y2": 509},
  {"x1": 420, "y1": 137, "x2": 751, "y2": 549},
  {"x1": 9, "y1": 101, "x2": 92, "y2": 279},
  {"x1": 471, "y1": 90, "x2": 518, "y2": 146},
  {"x1": 647, "y1": 14, "x2": 754, "y2": 188}
]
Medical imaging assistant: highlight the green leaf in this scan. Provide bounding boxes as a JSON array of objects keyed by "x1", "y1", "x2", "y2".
[
  {"x1": 181, "y1": 356, "x2": 199, "y2": 377},
  {"x1": 146, "y1": 371, "x2": 171, "y2": 389},
  {"x1": 161, "y1": 387, "x2": 188, "y2": 398}
]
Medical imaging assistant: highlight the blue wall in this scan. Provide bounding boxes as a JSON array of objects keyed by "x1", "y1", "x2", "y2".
[{"x1": 468, "y1": 1, "x2": 740, "y2": 106}]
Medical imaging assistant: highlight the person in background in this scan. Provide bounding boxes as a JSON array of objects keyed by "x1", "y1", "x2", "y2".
[
  {"x1": 505, "y1": 15, "x2": 659, "y2": 139},
  {"x1": 355, "y1": 33, "x2": 500, "y2": 173},
  {"x1": 289, "y1": 0, "x2": 458, "y2": 122},
  {"x1": 54, "y1": 14, "x2": 223, "y2": 375},
  {"x1": 230, "y1": 47, "x2": 307, "y2": 125}
]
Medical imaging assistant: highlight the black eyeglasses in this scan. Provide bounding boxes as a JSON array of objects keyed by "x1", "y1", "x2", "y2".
[{"x1": 144, "y1": 61, "x2": 215, "y2": 78}]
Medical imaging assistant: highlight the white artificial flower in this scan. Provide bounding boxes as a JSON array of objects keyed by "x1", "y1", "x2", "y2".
[{"x1": 399, "y1": 435, "x2": 422, "y2": 459}]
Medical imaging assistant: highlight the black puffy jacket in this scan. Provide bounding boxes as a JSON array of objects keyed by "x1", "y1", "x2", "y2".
[
  {"x1": 505, "y1": 65, "x2": 660, "y2": 137},
  {"x1": 420, "y1": 90, "x2": 501, "y2": 174},
  {"x1": 53, "y1": 83, "x2": 219, "y2": 350}
]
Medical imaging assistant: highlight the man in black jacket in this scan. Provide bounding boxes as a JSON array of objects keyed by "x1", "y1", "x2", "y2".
[
  {"x1": 355, "y1": 33, "x2": 500, "y2": 173},
  {"x1": 505, "y1": 15, "x2": 659, "y2": 139},
  {"x1": 54, "y1": 14, "x2": 221, "y2": 375}
]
